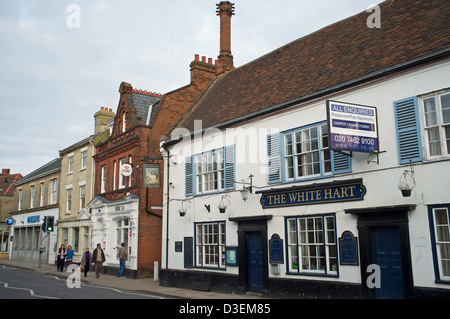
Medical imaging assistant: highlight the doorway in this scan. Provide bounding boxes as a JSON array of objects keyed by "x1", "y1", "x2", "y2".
[
  {"x1": 350, "y1": 206, "x2": 414, "y2": 299},
  {"x1": 371, "y1": 227, "x2": 405, "y2": 298},
  {"x1": 231, "y1": 215, "x2": 271, "y2": 295},
  {"x1": 247, "y1": 231, "x2": 263, "y2": 293}
]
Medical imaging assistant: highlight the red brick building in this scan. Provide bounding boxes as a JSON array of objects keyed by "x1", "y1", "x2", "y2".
[{"x1": 89, "y1": 57, "x2": 216, "y2": 278}]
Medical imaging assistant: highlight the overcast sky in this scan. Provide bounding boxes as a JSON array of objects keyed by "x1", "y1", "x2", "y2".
[{"x1": 0, "y1": 0, "x2": 378, "y2": 176}]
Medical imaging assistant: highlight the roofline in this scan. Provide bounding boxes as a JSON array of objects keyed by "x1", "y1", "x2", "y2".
[
  {"x1": 13, "y1": 158, "x2": 61, "y2": 186},
  {"x1": 163, "y1": 47, "x2": 450, "y2": 148}
]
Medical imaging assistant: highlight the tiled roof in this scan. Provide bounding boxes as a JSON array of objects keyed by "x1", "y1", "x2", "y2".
[
  {"x1": 0, "y1": 173, "x2": 23, "y2": 196},
  {"x1": 173, "y1": 0, "x2": 450, "y2": 133},
  {"x1": 131, "y1": 90, "x2": 162, "y2": 126},
  {"x1": 13, "y1": 158, "x2": 61, "y2": 186}
]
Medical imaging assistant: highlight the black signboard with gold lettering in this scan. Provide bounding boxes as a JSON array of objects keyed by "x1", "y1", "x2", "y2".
[{"x1": 258, "y1": 179, "x2": 366, "y2": 209}]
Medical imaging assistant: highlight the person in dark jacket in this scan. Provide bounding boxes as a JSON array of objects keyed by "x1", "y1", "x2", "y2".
[
  {"x1": 80, "y1": 247, "x2": 92, "y2": 277},
  {"x1": 92, "y1": 243, "x2": 106, "y2": 278},
  {"x1": 56, "y1": 244, "x2": 66, "y2": 272}
]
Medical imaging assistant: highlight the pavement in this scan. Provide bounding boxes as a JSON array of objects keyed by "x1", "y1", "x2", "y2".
[{"x1": 0, "y1": 258, "x2": 267, "y2": 299}]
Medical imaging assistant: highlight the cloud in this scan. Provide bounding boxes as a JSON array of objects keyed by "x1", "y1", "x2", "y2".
[{"x1": 0, "y1": 0, "x2": 378, "y2": 176}]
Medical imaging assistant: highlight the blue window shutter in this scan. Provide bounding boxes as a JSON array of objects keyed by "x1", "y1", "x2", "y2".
[
  {"x1": 332, "y1": 151, "x2": 351, "y2": 174},
  {"x1": 185, "y1": 156, "x2": 194, "y2": 196},
  {"x1": 224, "y1": 145, "x2": 235, "y2": 190},
  {"x1": 267, "y1": 133, "x2": 281, "y2": 183},
  {"x1": 394, "y1": 97, "x2": 423, "y2": 164}
]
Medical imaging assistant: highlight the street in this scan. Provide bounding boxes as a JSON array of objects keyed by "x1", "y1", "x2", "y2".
[{"x1": 0, "y1": 265, "x2": 163, "y2": 299}]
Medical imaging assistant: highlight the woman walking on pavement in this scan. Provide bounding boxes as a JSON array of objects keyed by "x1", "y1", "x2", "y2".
[
  {"x1": 80, "y1": 247, "x2": 91, "y2": 277},
  {"x1": 56, "y1": 244, "x2": 66, "y2": 272},
  {"x1": 65, "y1": 245, "x2": 74, "y2": 271},
  {"x1": 92, "y1": 243, "x2": 105, "y2": 278}
]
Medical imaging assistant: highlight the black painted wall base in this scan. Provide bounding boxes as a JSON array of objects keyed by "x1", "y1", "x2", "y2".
[{"x1": 159, "y1": 268, "x2": 450, "y2": 299}]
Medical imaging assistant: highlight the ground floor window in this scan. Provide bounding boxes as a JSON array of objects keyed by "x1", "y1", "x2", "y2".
[
  {"x1": 195, "y1": 221, "x2": 226, "y2": 269},
  {"x1": 0, "y1": 230, "x2": 9, "y2": 253},
  {"x1": 429, "y1": 205, "x2": 450, "y2": 282},
  {"x1": 286, "y1": 214, "x2": 337, "y2": 276}
]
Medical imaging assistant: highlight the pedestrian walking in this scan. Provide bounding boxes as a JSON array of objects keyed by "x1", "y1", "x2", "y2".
[
  {"x1": 65, "y1": 245, "x2": 74, "y2": 271},
  {"x1": 117, "y1": 242, "x2": 128, "y2": 278},
  {"x1": 56, "y1": 244, "x2": 66, "y2": 272},
  {"x1": 80, "y1": 247, "x2": 91, "y2": 277},
  {"x1": 92, "y1": 243, "x2": 105, "y2": 278}
]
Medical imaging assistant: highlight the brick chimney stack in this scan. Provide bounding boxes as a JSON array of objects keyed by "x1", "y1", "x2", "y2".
[
  {"x1": 190, "y1": 54, "x2": 217, "y2": 87},
  {"x1": 94, "y1": 107, "x2": 115, "y2": 135},
  {"x1": 216, "y1": 1, "x2": 235, "y2": 75}
]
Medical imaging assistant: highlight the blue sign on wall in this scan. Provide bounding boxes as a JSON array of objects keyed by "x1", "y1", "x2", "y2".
[
  {"x1": 27, "y1": 215, "x2": 40, "y2": 223},
  {"x1": 259, "y1": 179, "x2": 366, "y2": 209},
  {"x1": 269, "y1": 234, "x2": 284, "y2": 264},
  {"x1": 339, "y1": 231, "x2": 359, "y2": 265}
]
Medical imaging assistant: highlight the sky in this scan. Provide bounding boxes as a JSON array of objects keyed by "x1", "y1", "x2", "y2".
[{"x1": 0, "y1": 0, "x2": 379, "y2": 176}]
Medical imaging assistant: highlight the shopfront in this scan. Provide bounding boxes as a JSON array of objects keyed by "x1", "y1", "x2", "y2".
[{"x1": 87, "y1": 194, "x2": 138, "y2": 276}]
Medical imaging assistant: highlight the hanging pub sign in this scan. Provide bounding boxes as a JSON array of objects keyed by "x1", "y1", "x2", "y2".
[
  {"x1": 143, "y1": 163, "x2": 160, "y2": 188},
  {"x1": 258, "y1": 179, "x2": 366, "y2": 208},
  {"x1": 326, "y1": 100, "x2": 379, "y2": 153}
]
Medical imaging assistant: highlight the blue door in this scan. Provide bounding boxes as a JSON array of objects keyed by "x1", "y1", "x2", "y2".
[
  {"x1": 247, "y1": 232, "x2": 263, "y2": 293},
  {"x1": 372, "y1": 227, "x2": 405, "y2": 299}
]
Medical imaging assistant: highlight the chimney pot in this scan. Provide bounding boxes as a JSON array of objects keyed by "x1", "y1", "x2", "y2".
[
  {"x1": 195, "y1": 54, "x2": 200, "y2": 61},
  {"x1": 101, "y1": 107, "x2": 104, "y2": 111},
  {"x1": 109, "y1": 109, "x2": 112, "y2": 112},
  {"x1": 2, "y1": 169, "x2": 10, "y2": 174},
  {"x1": 202, "y1": 56, "x2": 206, "y2": 63},
  {"x1": 208, "y1": 58, "x2": 213, "y2": 64}
]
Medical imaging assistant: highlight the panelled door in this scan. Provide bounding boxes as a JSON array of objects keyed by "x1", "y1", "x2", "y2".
[
  {"x1": 371, "y1": 227, "x2": 405, "y2": 299},
  {"x1": 247, "y1": 231, "x2": 263, "y2": 293}
]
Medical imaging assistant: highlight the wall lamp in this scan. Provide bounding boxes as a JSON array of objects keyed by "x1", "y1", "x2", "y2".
[{"x1": 239, "y1": 174, "x2": 254, "y2": 201}]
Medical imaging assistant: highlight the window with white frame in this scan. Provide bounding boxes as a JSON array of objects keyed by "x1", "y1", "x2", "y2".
[
  {"x1": 18, "y1": 189, "x2": 22, "y2": 210},
  {"x1": 119, "y1": 158, "x2": 127, "y2": 189},
  {"x1": 30, "y1": 185, "x2": 35, "y2": 209},
  {"x1": 66, "y1": 188, "x2": 72, "y2": 213},
  {"x1": 430, "y1": 206, "x2": 450, "y2": 282},
  {"x1": 101, "y1": 166, "x2": 106, "y2": 193},
  {"x1": 287, "y1": 215, "x2": 337, "y2": 275},
  {"x1": 50, "y1": 179, "x2": 58, "y2": 204},
  {"x1": 79, "y1": 184, "x2": 86, "y2": 209},
  {"x1": 195, "y1": 149, "x2": 224, "y2": 194},
  {"x1": 116, "y1": 219, "x2": 130, "y2": 256},
  {"x1": 186, "y1": 145, "x2": 235, "y2": 196},
  {"x1": 195, "y1": 222, "x2": 226, "y2": 268},
  {"x1": 81, "y1": 150, "x2": 88, "y2": 169},
  {"x1": 39, "y1": 182, "x2": 44, "y2": 207},
  {"x1": 283, "y1": 123, "x2": 332, "y2": 181},
  {"x1": 68, "y1": 155, "x2": 74, "y2": 173},
  {"x1": 421, "y1": 92, "x2": 450, "y2": 158}
]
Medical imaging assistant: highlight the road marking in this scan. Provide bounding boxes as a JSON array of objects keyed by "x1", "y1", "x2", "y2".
[
  {"x1": 0, "y1": 281, "x2": 59, "y2": 299},
  {"x1": 48, "y1": 275, "x2": 165, "y2": 299}
]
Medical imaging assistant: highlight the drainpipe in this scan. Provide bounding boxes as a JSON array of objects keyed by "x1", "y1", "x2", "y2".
[{"x1": 161, "y1": 143, "x2": 170, "y2": 271}]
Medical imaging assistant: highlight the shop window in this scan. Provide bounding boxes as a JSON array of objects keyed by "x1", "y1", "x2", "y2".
[
  {"x1": 429, "y1": 205, "x2": 450, "y2": 283},
  {"x1": 195, "y1": 221, "x2": 226, "y2": 269},
  {"x1": 286, "y1": 214, "x2": 337, "y2": 276}
]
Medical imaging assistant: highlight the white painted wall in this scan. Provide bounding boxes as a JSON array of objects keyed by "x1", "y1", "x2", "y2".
[{"x1": 162, "y1": 59, "x2": 450, "y2": 289}]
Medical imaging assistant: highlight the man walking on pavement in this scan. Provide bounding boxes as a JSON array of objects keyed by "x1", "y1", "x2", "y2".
[
  {"x1": 117, "y1": 242, "x2": 128, "y2": 278},
  {"x1": 92, "y1": 243, "x2": 105, "y2": 278}
]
